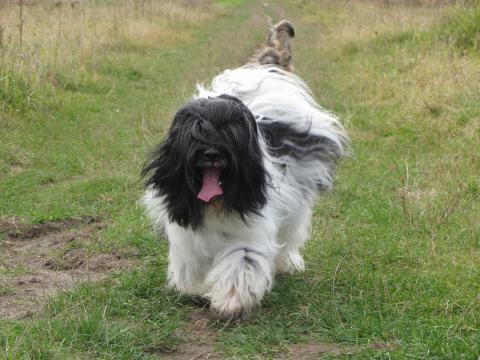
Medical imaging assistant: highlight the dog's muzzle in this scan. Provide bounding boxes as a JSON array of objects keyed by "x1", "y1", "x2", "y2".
[{"x1": 196, "y1": 148, "x2": 226, "y2": 203}]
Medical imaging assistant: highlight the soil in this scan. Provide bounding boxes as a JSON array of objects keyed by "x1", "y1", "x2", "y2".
[
  {"x1": 285, "y1": 341, "x2": 396, "y2": 358},
  {"x1": 0, "y1": 216, "x2": 133, "y2": 320},
  {"x1": 161, "y1": 307, "x2": 222, "y2": 360},
  {"x1": 158, "y1": 306, "x2": 395, "y2": 359}
]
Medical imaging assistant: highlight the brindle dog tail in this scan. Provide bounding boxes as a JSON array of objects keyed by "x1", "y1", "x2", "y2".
[{"x1": 250, "y1": 20, "x2": 295, "y2": 72}]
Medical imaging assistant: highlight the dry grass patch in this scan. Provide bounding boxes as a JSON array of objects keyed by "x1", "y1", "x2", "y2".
[
  {"x1": 296, "y1": 0, "x2": 445, "y2": 47},
  {"x1": 0, "y1": 0, "x2": 220, "y2": 110},
  {"x1": 297, "y1": 0, "x2": 480, "y2": 151}
]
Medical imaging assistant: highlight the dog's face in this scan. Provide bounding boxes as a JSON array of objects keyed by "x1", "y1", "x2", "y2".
[{"x1": 143, "y1": 94, "x2": 267, "y2": 229}]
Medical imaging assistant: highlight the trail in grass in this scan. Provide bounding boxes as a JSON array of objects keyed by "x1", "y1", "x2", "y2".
[
  {"x1": 1, "y1": 0, "x2": 479, "y2": 359},
  {"x1": 0, "y1": 1, "x2": 272, "y2": 358}
]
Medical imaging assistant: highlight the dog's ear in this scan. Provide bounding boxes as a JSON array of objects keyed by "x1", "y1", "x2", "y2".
[{"x1": 141, "y1": 109, "x2": 206, "y2": 229}]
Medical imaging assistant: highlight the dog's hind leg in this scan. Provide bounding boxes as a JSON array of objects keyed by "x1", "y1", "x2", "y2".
[
  {"x1": 275, "y1": 206, "x2": 312, "y2": 273},
  {"x1": 249, "y1": 20, "x2": 295, "y2": 71}
]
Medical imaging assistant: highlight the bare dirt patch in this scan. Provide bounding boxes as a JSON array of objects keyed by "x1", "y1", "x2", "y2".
[
  {"x1": 0, "y1": 216, "x2": 134, "y2": 320},
  {"x1": 160, "y1": 306, "x2": 396, "y2": 359},
  {"x1": 161, "y1": 307, "x2": 223, "y2": 360},
  {"x1": 284, "y1": 341, "x2": 396, "y2": 358}
]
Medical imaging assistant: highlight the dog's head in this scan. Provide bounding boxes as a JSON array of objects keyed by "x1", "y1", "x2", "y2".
[{"x1": 142, "y1": 94, "x2": 267, "y2": 229}]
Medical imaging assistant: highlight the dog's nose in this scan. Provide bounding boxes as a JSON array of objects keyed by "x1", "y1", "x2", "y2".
[{"x1": 202, "y1": 148, "x2": 221, "y2": 162}]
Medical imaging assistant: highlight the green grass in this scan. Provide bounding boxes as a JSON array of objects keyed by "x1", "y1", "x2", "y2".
[
  {"x1": 439, "y1": 3, "x2": 480, "y2": 53},
  {"x1": 1, "y1": 0, "x2": 479, "y2": 359}
]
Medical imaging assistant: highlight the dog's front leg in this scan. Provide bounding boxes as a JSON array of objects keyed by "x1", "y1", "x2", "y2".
[
  {"x1": 165, "y1": 224, "x2": 207, "y2": 296},
  {"x1": 205, "y1": 246, "x2": 274, "y2": 320}
]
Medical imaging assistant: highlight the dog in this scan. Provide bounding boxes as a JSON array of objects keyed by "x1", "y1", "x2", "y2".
[{"x1": 142, "y1": 20, "x2": 348, "y2": 320}]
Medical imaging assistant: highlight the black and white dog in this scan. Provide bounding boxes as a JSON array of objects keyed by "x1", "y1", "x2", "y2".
[{"x1": 142, "y1": 21, "x2": 347, "y2": 320}]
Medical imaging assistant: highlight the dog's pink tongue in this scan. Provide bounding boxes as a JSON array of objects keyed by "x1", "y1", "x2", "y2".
[{"x1": 197, "y1": 167, "x2": 223, "y2": 203}]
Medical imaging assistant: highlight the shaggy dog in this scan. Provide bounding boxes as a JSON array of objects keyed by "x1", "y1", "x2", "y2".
[{"x1": 142, "y1": 20, "x2": 348, "y2": 320}]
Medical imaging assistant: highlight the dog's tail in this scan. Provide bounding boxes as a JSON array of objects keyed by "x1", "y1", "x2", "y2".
[{"x1": 249, "y1": 20, "x2": 295, "y2": 72}]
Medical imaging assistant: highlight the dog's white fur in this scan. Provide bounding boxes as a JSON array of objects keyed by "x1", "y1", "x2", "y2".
[{"x1": 143, "y1": 65, "x2": 347, "y2": 319}]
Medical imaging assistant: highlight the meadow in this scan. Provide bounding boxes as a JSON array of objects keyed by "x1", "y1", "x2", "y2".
[{"x1": 1, "y1": 0, "x2": 479, "y2": 358}]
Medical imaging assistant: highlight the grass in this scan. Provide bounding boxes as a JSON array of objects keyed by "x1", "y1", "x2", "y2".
[
  {"x1": 1, "y1": 0, "x2": 479, "y2": 358},
  {"x1": 439, "y1": 3, "x2": 480, "y2": 52}
]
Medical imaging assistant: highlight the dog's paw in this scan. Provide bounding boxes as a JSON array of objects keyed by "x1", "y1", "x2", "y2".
[
  {"x1": 167, "y1": 272, "x2": 205, "y2": 296},
  {"x1": 209, "y1": 287, "x2": 253, "y2": 321},
  {"x1": 276, "y1": 251, "x2": 305, "y2": 273}
]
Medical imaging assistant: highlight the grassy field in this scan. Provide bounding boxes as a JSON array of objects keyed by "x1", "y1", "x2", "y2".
[{"x1": 1, "y1": 0, "x2": 479, "y2": 358}]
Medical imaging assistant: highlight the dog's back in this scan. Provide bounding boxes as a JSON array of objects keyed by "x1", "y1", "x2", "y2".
[
  {"x1": 196, "y1": 65, "x2": 347, "y2": 201},
  {"x1": 197, "y1": 20, "x2": 346, "y2": 197}
]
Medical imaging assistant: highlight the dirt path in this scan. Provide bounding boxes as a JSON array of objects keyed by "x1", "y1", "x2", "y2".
[{"x1": 0, "y1": 216, "x2": 134, "y2": 320}]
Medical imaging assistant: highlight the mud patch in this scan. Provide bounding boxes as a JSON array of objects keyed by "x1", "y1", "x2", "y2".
[
  {"x1": 0, "y1": 216, "x2": 98, "y2": 240},
  {"x1": 161, "y1": 307, "x2": 396, "y2": 359},
  {"x1": 0, "y1": 216, "x2": 134, "y2": 320},
  {"x1": 285, "y1": 341, "x2": 396, "y2": 358},
  {"x1": 162, "y1": 307, "x2": 222, "y2": 360}
]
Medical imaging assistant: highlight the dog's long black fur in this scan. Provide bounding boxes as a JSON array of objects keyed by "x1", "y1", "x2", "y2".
[{"x1": 142, "y1": 95, "x2": 268, "y2": 229}]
